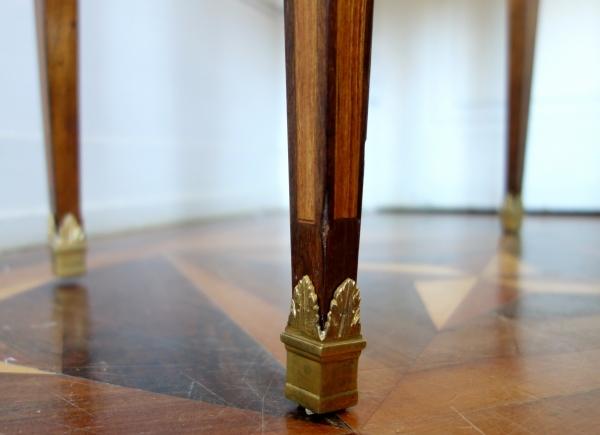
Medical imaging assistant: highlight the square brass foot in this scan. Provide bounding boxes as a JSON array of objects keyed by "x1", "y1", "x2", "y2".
[
  {"x1": 50, "y1": 244, "x2": 87, "y2": 278},
  {"x1": 280, "y1": 330, "x2": 366, "y2": 414},
  {"x1": 48, "y1": 213, "x2": 87, "y2": 278},
  {"x1": 500, "y1": 193, "x2": 523, "y2": 234}
]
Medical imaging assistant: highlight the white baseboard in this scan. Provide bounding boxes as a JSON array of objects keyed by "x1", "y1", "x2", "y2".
[{"x1": 0, "y1": 189, "x2": 286, "y2": 253}]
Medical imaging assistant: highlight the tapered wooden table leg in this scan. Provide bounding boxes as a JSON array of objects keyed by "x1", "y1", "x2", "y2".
[
  {"x1": 280, "y1": 0, "x2": 374, "y2": 414},
  {"x1": 501, "y1": 0, "x2": 539, "y2": 234},
  {"x1": 35, "y1": 0, "x2": 86, "y2": 277}
]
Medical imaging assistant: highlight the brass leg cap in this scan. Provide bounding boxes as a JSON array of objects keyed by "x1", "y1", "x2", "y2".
[
  {"x1": 48, "y1": 213, "x2": 87, "y2": 278},
  {"x1": 500, "y1": 193, "x2": 523, "y2": 234},
  {"x1": 50, "y1": 245, "x2": 87, "y2": 278},
  {"x1": 281, "y1": 331, "x2": 366, "y2": 414}
]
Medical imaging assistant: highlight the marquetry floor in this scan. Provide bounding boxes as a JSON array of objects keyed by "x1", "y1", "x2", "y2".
[{"x1": 1, "y1": 213, "x2": 600, "y2": 434}]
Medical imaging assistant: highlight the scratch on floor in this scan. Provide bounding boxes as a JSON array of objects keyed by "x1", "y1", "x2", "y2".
[
  {"x1": 450, "y1": 406, "x2": 487, "y2": 435},
  {"x1": 241, "y1": 349, "x2": 262, "y2": 381},
  {"x1": 489, "y1": 403, "x2": 546, "y2": 435},
  {"x1": 186, "y1": 380, "x2": 195, "y2": 399},
  {"x1": 36, "y1": 383, "x2": 94, "y2": 418},
  {"x1": 146, "y1": 420, "x2": 163, "y2": 425},
  {"x1": 449, "y1": 393, "x2": 461, "y2": 404},
  {"x1": 178, "y1": 370, "x2": 233, "y2": 407},
  {"x1": 261, "y1": 373, "x2": 277, "y2": 435}
]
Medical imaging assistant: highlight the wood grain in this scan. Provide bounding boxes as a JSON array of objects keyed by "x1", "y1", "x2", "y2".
[
  {"x1": 36, "y1": 0, "x2": 81, "y2": 225},
  {"x1": 2, "y1": 213, "x2": 600, "y2": 433},
  {"x1": 506, "y1": 0, "x2": 539, "y2": 195},
  {"x1": 0, "y1": 374, "x2": 352, "y2": 435},
  {"x1": 285, "y1": 0, "x2": 374, "y2": 318},
  {"x1": 333, "y1": 0, "x2": 368, "y2": 220}
]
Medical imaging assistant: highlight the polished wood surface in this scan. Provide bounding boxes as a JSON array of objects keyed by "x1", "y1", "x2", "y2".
[
  {"x1": 506, "y1": 0, "x2": 538, "y2": 196},
  {"x1": 1, "y1": 213, "x2": 600, "y2": 433},
  {"x1": 35, "y1": 0, "x2": 82, "y2": 225},
  {"x1": 286, "y1": 0, "x2": 374, "y2": 317},
  {"x1": 332, "y1": 0, "x2": 370, "y2": 220}
]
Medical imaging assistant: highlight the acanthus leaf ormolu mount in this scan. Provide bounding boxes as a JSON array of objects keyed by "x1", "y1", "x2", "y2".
[
  {"x1": 287, "y1": 276, "x2": 362, "y2": 342},
  {"x1": 281, "y1": 276, "x2": 366, "y2": 414}
]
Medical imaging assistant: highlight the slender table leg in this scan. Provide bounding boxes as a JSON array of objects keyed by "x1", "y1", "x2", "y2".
[
  {"x1": 501, "y1": 0, "x2": 539, "y2": 234},
  {"x1": 279, "y1": 0, "x2": 374, "y2": 414},
  {"x1": 35, "y1": 0, "x2": 86, "y2": 277}
]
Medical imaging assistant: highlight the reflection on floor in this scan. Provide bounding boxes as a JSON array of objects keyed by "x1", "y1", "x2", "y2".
[{"x1": 1, "y1": 213, "x2": 600, "y2": 434}]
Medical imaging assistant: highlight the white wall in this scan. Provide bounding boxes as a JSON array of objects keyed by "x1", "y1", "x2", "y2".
[
  {"x1": 0, "y1": 0, "x2": 288, "y2": 251},
  {"x1": 1, "y1": 0, "x2": 599, "y2": 252},
  {"x1": 524, "y1": 0, "x2": 600, "y2": 211},
  {"x1": 364, "y1": 0, "x2": 507, "y2": 210},
  {"x1": 364, "y1": 0, "x2": 600, "y2": 212},
  {"x1": 0, "y1": 0, "x2": 49, "y2": 250}
]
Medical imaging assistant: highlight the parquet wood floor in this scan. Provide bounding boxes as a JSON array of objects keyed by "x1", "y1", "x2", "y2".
[{"x1": 1, "y1": 213, "x2": 599, "y2": 434}]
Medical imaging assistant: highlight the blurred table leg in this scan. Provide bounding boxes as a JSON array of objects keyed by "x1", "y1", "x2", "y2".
[
  {"x1": 501, "y1": 0, "x2": 539, "y2": 234},
  {"x1": 279, "y1": 0, "x2": 373, "y2": 414},
  {"x1": 35, "y1": 0, "x2": 86, "y2": 277}
]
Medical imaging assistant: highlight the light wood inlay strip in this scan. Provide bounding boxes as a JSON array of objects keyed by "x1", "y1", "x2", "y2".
[
  {"x1": 0, "y1": 362, "x2": 54, "y2": 375},
  {"x1": 294, "y1": 0, "x2": 320, "y2": 224},
  {"x1": 334, "y1": 0, "x2": 367, "y2": 219},
  {"x1": 0, "y1": 280, "x2": 50, "y2": 303}
]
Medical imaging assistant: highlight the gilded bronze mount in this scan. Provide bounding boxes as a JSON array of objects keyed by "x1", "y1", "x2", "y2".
[
  {"x1": 280, "y1": 276, "x2": 366, "y2": 414},
  {"x1": 48, "y1": 213, "x2": 87, "y2": 278},
  {"x1": 500, "y1": 193, "x2": 524, "y2": 234}
]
